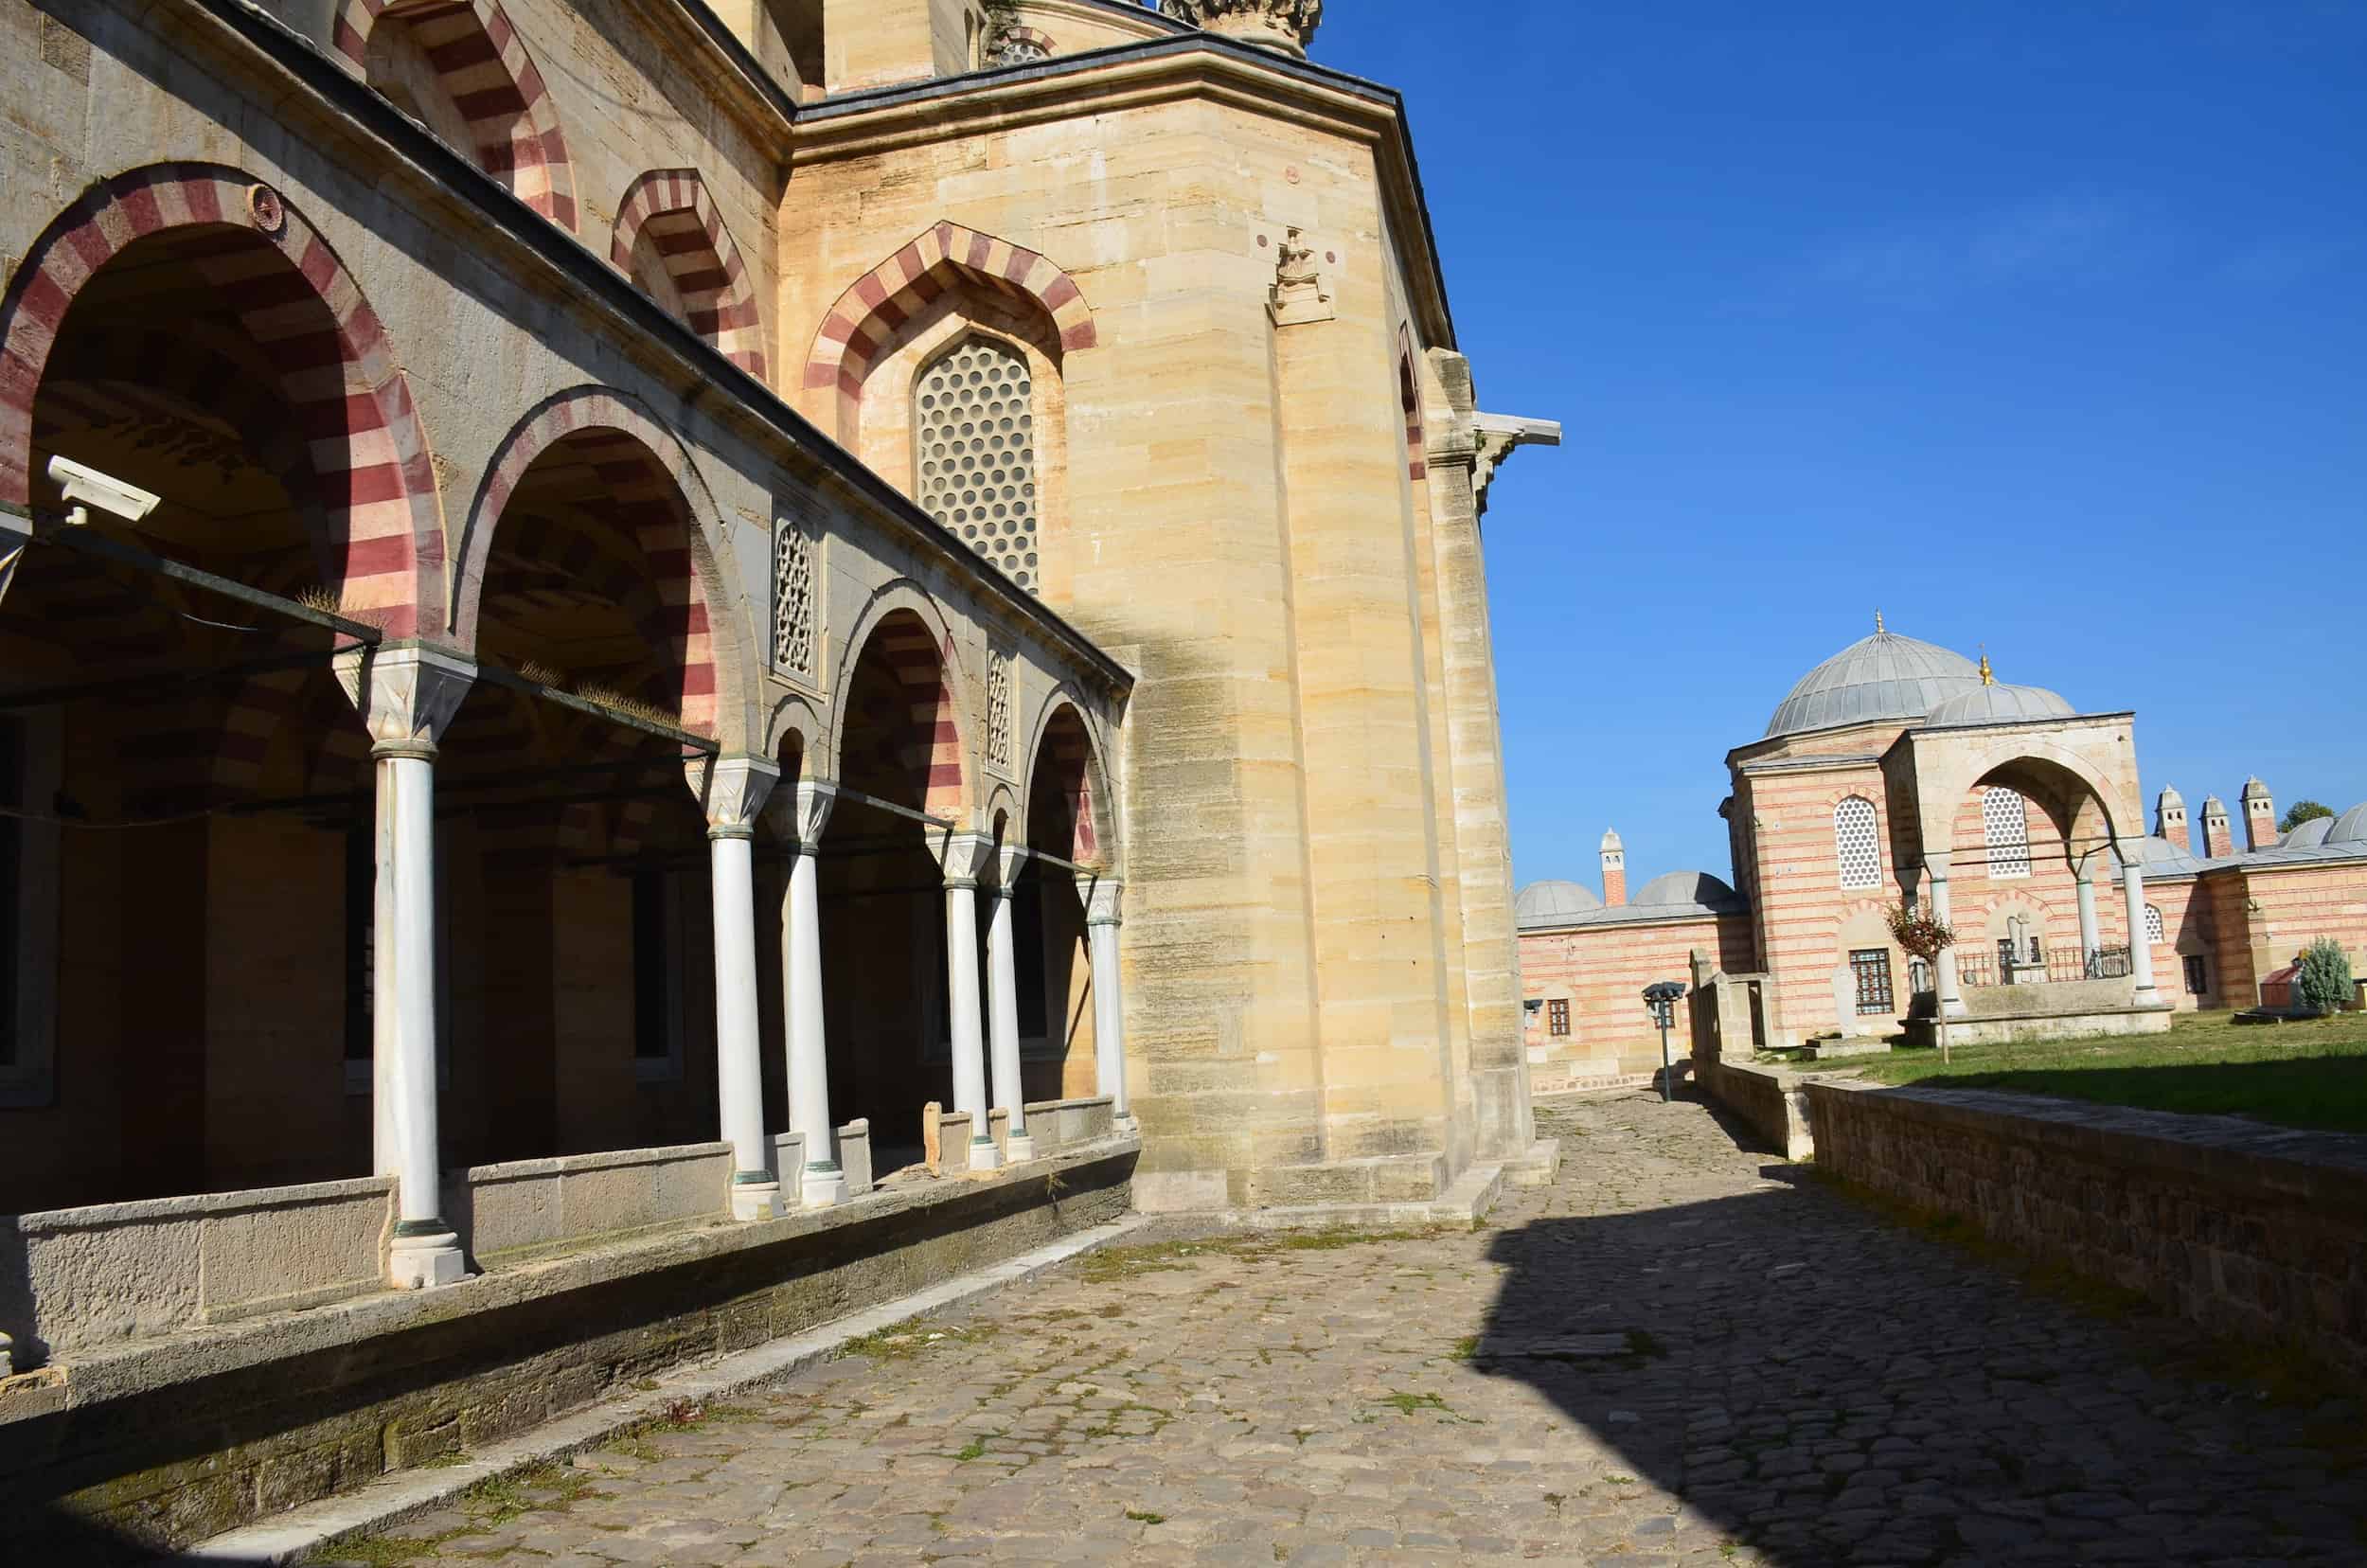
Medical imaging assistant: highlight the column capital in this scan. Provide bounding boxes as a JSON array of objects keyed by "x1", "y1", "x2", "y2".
[
  {"x1": 1921, "y1": 851, "x2": 1953, "y2": 882},
  {"x1": 1079, "y1": 874, "x2": 1124, "y2": 927},
  {"x1": 334, "y1": 643, "x2": 475, "y2": 754},
  {"x1": 933, "y1": 829, "x2": 995, "y2": 890},
  {"x1": 991, "y1": 842, "x2": 1029, "y2": 898},
  {"x1": 687, "y1": 754, "x2": 778, "y2": 838},
  {"x1": 770, "y1": 779, "x2": 838, "y2": 853}
]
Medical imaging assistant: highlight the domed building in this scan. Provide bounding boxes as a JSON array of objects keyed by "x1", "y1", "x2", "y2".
[{"x1": 1518, "y1": 617, "x2": 2367, "y2": 1078}]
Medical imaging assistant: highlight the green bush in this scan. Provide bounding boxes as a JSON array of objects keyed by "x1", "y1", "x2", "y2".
[{"x1": 2292, "y1": 937, "x2": 2355, "y2": 1014}]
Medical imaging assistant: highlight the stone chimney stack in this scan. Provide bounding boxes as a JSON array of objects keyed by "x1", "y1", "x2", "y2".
[
  {"x1": 1600, "y1": 829, "x2": 1627, "y2": 908},
  {"x1": 2201, "y1": 795, "x2": 2234, "y2": 859},
  {"x1": 2241, "y1": 776, "x2": 2276, "y2": 851},
  {"x1": 2155, "y1": 786, "x2": 2190, "y2": 855}
]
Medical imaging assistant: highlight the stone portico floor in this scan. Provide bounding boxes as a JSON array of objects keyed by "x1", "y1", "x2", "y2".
[{"x1": 313, "y1": 1096, "x2": 2366, "y2": 1566}]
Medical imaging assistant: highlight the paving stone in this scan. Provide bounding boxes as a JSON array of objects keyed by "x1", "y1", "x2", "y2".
[{"x1": 326, "y1": 1096, "x2": 2358, "y2": 1565}]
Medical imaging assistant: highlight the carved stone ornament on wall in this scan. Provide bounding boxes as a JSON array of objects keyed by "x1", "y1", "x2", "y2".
[
  {"x1": 1164, "y1": 0, "x2": 1323, "y2": 59},
  {"x1": 1266, "y1": 226, "x2": 1334, "y2": 326},
  {"x1": 771, "y1": 510, "x2": 819, "y2": 684},
  {"x1": 986, "y1": 648, "x2": 1013, "y2": 774}
]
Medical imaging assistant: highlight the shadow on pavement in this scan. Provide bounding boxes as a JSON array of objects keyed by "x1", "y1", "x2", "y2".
[
  {"x1": 1472, "y1": 1102, "x2": 2366, "y2": 1565},
  {"x1": 6, "y1": 1498, "x2": 273, "y2": 1566}
]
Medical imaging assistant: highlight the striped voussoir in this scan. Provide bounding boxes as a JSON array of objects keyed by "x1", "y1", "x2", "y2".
[
  {"x1": 329, "y1": 0, "x2": 577, "y2": 230},
  {"x1": 610, "y1": 171, "x2": 765, "y2": 378},
  {"x1": 462, "y1": 390, "x2": 719, "y2": 737},
  {"x1": 804, "y1": 222, "x2": 1095, "y2": 438},
  {"x1": 1000, "y1": 26, "x2": 1056, "y2": 55},
  {"x1": 1397, "y1": 326, "x2": 1426, "y2": 484},
  {"x1": 1036, "y1": 707, "x2": 1098, "y2": 864},
  {"x1": 870, "y1": 613, "x2": 966, "y2": 820},
  {"x1": 0, "y1": 164, "x2": 442, "y2": 640}
]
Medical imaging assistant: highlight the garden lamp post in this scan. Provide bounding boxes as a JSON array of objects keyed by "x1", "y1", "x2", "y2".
[{"x1": 1643, "y1": 980, "x2": 1686, "y2": 1103}]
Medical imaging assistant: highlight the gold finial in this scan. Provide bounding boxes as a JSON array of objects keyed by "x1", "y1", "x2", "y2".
[
  {"x1": 1978, "y1": 647, "x2": 1995, "y2": 686},
  {"x1": 1875, "y1": 609, "x2": 1885, "y2": 633}
]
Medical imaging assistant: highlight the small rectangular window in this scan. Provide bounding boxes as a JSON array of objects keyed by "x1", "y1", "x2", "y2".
[
  {"x1": 0, "y1": 711, "x2": 61, "y2": 1108},
  {"x1": 2182, "y1": 953, "x2": 2207, "y2": 996},
  {"x1": 0, "y1": 719, "x2": 18, "y2": 1073},
  {"x1": 343, "y1": 824, "x2": 373, "y2": 1095},
  {"x1": 632, "y1": 866, "x2": 684, "y2": 1080},
  {"x1": 1547, "y1": 998, "x2": 1571, "y2": 1037},
  {"x1": 1850, "y1": 949, "x2": 1895, "y2": 1015}
]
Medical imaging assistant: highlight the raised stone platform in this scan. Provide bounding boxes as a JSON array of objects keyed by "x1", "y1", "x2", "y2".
[{"x1": 1901, "y1": 975, "x2": 2173, "y2": 1048}]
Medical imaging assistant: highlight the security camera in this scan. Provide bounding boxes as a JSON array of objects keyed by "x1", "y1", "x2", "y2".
[{"x1": 47, "y1": 454, "x2": 161, "y2": 525}]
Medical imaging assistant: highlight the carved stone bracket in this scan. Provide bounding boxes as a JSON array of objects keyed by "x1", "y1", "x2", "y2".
[
  {"x1": 333, "y1": 644, "x2": 476, "y2": 757},
  {"x1": 1166, "y1": 0, "x2": 1323, "y2": 59},
  {"x1": 687, "y1": 754, "x2": 779, "y2": 838},
  {"x1": 1469, "y1": 413, "x2": 1563, "y2": 516}
]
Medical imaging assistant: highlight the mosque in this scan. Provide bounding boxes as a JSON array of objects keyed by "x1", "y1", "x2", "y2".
[
  {"x1": 1518, "y1": 619, "x2": 2367, "y2": 1086},
  {"x1": 0, "y1": 0, "x2": 1564, "y2": 1546}
]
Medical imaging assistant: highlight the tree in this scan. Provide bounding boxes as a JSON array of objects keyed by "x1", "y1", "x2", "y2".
[
  {"x1": 2292, "y1": 938, "x2": 2355, "y2": 1015},
  {"x1": 2281, "y1": 800, "x2": 2336, "y2": 832}
]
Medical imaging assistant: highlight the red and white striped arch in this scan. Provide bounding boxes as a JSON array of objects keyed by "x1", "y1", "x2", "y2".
[
  {"x1": 610, "y1": 171, "x2": 766, "y2": 378},
  {"x1": 330, "y1": 0, "x2": 578, "y2": 230},
  {"x1": 454, "y1": 389, "x2": 731, "y2": 738},
  {"x1": 1397, "y1": 324, "x2": 1427, "y2": 484},
  {"x1": 0, "y1": 164, "x2": 444, "y2": 638},
  {"x1": 1023, "y1": 696, "x2": 1111, "y2": 869},
  {"x1": 832, "y1": 595, "x2": 970, "y2": 821},
  {"x1": 804, "y1": 222, "x2": 1096, "y2": 442}
]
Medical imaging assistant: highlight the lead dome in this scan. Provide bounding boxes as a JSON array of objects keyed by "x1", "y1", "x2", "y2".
[{"x1": 1764, "y1": 627, "x2": 1986, "y2": 739}]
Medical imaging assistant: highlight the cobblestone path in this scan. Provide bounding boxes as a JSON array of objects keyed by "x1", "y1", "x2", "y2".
[{"x1": 331, "y1": 1095, "x2": 2367, "y2": 1566}]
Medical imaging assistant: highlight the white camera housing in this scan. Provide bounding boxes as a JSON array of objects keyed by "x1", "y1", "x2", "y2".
[{"x1": 48, "y1": 454, "x2": 162, "y2": 524}]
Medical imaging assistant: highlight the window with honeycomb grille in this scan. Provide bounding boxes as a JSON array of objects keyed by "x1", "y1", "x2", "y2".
[{"x1": 917, "y1": 338, "x2": 1040, "y2": 593}]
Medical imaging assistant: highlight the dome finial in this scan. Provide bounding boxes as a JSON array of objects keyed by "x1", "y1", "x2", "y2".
[
  {"x1": 1978, "y1": 647, "x2": 1994, "y2": 686},
  {"x1": 1875, "y1": 608, "x2": 1884, "y2": 633}
]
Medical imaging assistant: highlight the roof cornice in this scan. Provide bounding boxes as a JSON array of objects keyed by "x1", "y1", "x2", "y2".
[
  {"x1": 792, "y1": 36, "x2": 1458, "y2": 349},
  {"x1": 187, "y1": 0, "x2": 1131, "y2": 694}
]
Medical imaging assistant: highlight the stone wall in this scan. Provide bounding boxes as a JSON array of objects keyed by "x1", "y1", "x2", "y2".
[
  {"x1": 1805, "y1": 1082, "x2": 2367, "y2": 1378},
  {"x1": 0, "y1": 1138, "x2": 1136, "y2": 1555},
  {"x1": 1519, "y1": 913, "x2": 1754, "y2": 1088},
  {"x1": 1694, "y1": 1060, "x2": 1813, "y2": 1161},
  {"x1": 443, "y1": 1143, "x2": 736, "y2": 1264}
]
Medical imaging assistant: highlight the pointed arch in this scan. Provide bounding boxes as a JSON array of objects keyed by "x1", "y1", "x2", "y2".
[
  {"x1": 0, "y1": 163, "x2": 444, "y2": 637},
  {"x1": 805, "y1": 222, "x2": 1096, "y2": 440},
  {"x1": 828, "y1": 584, "x2": 971, "y2": 821},
  {"x1": 1397, "y1": 323, "x2": 1426, "y2": 483},
  {"x1": 1021, "y1": 691, "x2": 1115, "y2": 870},
  {"x1": 330, "y1": 0, "x2": 578, "y2": 229},
  {"x1": 610, "y1": 171, "x2": 766, "y2": 377},
  {"x1": 454, "y1": 387, "x2": 756, "y2": 741}
]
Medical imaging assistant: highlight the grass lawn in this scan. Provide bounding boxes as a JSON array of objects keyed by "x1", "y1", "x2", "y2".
[{"x1": 1776, "y1": 1009, "x2": 2367, "y2": 1135}]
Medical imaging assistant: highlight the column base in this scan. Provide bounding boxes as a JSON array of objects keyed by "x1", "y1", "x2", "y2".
[
  {"x1": 2132, "y1": 986, "x2": 2162, "y2": 1007},
  {"x1": 729, "y1": 1173, "x2": 781, "y2": 1221},
  {"x1": 969, "y1": 1136, "x2": 1004, "y2": 1172},
  {"x1": 1114, "y1": 1112, "x2": 1139, "y2": 1137},
  {"x1": 800, "y1": 1162, "x2": 846, "y2": 1208},
  {"x1": 388, "y1": 1224, "x2": 468, "y2": 1290},
  {"x1": 1939, "y1": 999, "x2": 1968, "y2": 1020},
  {"x1": 1003, "y1": 1131, "x2": 1035, "y2": 1164}
]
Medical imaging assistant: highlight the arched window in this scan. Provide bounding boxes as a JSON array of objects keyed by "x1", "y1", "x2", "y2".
[
  {"x1": 2145, "y1": 903, "x2": 2165, "y2": 945},
  {"x1": 917, "y1": 337, "x2": 1040, "y2": 592},
  {"x1": 1984, "y1": 786, "x2": 2031, "y2": 879},
  {"x1": 1834, "y1": 796, "x2": 1881, "y2": 889}
]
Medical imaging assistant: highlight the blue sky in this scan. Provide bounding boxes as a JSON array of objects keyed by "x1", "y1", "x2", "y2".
[{"x1": 1311, "y1": 1, "x2": 2367, "y2": 892}]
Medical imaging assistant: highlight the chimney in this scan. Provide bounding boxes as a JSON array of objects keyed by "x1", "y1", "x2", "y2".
[
  {"x1": 2201, "y1": 796, "x2": 2233, "y2": 859},
  {"x1": 1600, "y1": 829, "x2": 1627, "y2": 908},
  {"x1": 2241, "y1": 776, "x2": 2276, "y2": 852},
  {"x1": 2155, "y1": 786, "x2": 2190, "y2": 855}
]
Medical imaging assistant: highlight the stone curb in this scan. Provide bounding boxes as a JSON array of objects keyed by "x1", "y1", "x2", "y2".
[{"x1": 161, "y1": 1216, "x2": 1155, "y2": 1565}]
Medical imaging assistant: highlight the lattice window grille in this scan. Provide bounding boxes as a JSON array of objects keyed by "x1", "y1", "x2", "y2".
[
  {"x1": 1984, "y1": 787, "x2": 2032, "y2": 879},
  {"x1": 995, "y1": 37, "x2": 1050, "y2": 64},
  {"x1": 986, "y1": 650, "x2": 1013, "y2": 771},
  {"x1": 771, "y1": 514, "x2": 817, "y2": 681},
  {"x1": 917, "y1": 339, "x2": 1040, "y2": 594},
  {"x1": 2145, "y1": 903, "x2": 2165, "y2": 945},
  {"x1": 1834, "y1": 796, "x2": 1881, "y2": 890}
]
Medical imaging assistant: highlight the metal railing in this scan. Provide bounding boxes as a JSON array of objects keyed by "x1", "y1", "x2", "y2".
[{"x1": 1955, "y1": 945, "x2": 2132, "y2": 989}]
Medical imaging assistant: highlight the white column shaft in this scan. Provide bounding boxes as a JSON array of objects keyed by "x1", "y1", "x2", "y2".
[
  {"x1": 710, "y1": 830, "x2": 772, "y2": 1205},
  {"x1": 945, "y1": 880, "x2": 995, "y2": 1159},
  {"x1": 1089, "y1": 917, "x2": 1130, "y2": 1120},
  {"x1": 783, "y1": 843, "x2": 842, "y2": 1203},
  {"x1": 2075, "y1": 869, "x2": 2101, "y2": 958},
  {"x1": 2121, "y1": 857, "x2": 2160, "y2": 1002},
  {"x1": 986, "y1": 885, "x2": 1030, "y2": 1155},
  {"x1": 380, "y1": 752, "x2": 442, "y2": 1226},
  {"x1": 1930, "y1": 873, "x2": 1967, "y2": 1019}
]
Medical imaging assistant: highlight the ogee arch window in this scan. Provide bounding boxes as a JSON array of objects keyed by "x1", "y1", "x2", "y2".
[
  {"x1": 1984, "y1": 787, "x2": 2032, "y2": 879},
  {"x1": 1834, "y1": 795, "x2": 1881, "y2": 889},
  {"x1": 917, "y1": 337, "x2": 1040, "y2": 593}
]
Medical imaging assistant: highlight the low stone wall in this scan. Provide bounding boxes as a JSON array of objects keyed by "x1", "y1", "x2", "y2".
[
  {"x1": 446, "y1": 1144, "x2": 733, "y2": 1263},
  {"x1": 0, "y1": 1177, "x2": 395, "y2": 1364},
  {"x1": 1902, "y1": 999, "x2": 2173, "y2": 1048},
  {"x1": 1025, "y1": 1096, "x2": 1115, "y2": 1153},
  {"x1": 1806, "y1": 1081, "x2": 2367, "y2": 1377},
  {"x1": 1694, "y1": 1059, "x2": 1813, "y2": 1160},
  {"x1": 0, "y1": 1135, "x2": 1137, "y2": 1555}
]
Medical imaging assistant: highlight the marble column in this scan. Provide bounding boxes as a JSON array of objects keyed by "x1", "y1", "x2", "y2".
[
  {"x1": 2075, "y1": 854, "x2": 2103, "y2": 967},
  {"x1": 987, "y1": 846, "x2": 1034, "y2": 1162},
  {"x1": 336, "y1": 645, "x2": 474, "y2": 1290},
  {"x1": 779, "y1": 782, "x2": 844, "y2": 1206},
  {"x1": 1927, "y1": 860, "x2": 1967, "y2": 1020},
  {"x1": 937, "y1": 831, "x2": 1000, "y2": 1170},
  {"x1": 2121, "y1": 852, "x2": 2161, "y2": 1005},
  {"x1": 691, "y1": 755, "x2": 780, "y2": 1220},
  {"x1": 1080, "y1": 875, "x2": 1133, "y2": 1128}
]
